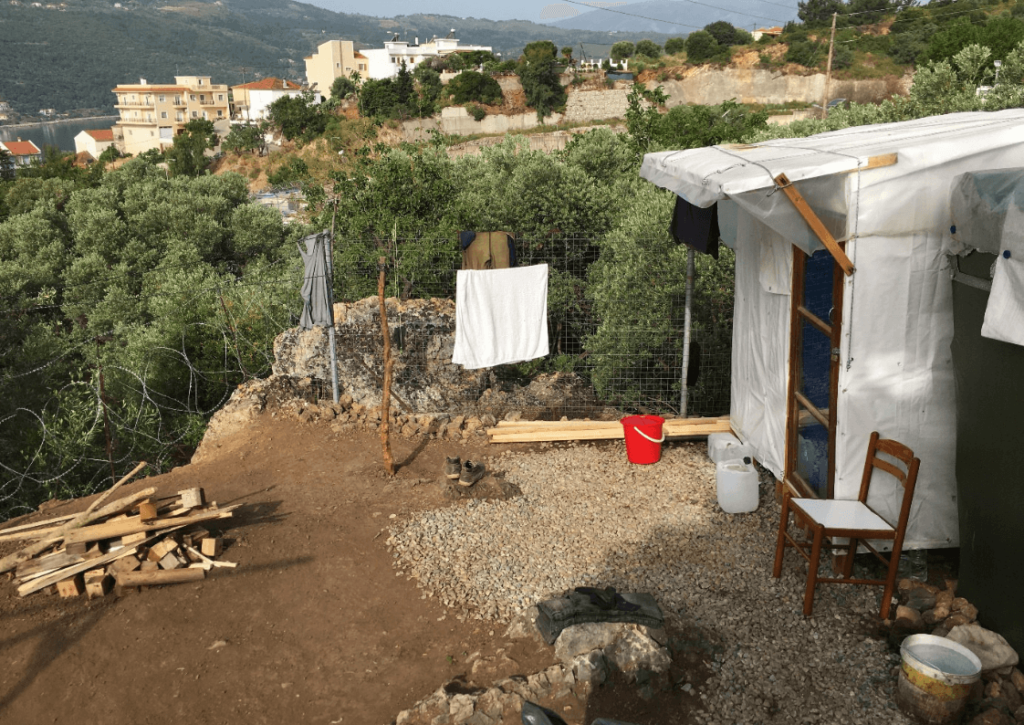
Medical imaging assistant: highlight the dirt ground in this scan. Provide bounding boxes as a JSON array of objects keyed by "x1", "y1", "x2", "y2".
[{"x1": 0, "y1": 418, "x2": 571, "y2": 725}]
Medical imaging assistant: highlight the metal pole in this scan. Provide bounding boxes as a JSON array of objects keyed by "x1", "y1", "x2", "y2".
[
  {"x1": 322, "y1": 226, "x2": 340, "y2": 405},
  {"x1": 821, "y1": 12, "x2": 838, "y2": 119},
  {"x1": 680, "y1": 247, "x2": 695, "y2": 418}
]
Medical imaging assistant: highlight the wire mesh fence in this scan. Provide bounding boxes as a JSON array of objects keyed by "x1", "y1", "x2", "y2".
[
  {"x1": 0, "y1": 231, "x2": 734, "y2": 520},
  {"x1": 332, "y1": 233, "x2": 734, "y2": 421}
]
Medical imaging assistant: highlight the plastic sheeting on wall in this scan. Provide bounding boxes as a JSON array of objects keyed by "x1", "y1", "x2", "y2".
[{"x1": 729, "y1": 213, "x2": 789, "y2": 481}]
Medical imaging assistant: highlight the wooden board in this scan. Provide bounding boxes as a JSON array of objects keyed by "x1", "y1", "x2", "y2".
[
  {"x1": 488, "y1": 417, "x2": 732, "y2": 443},
  {"x1": 18, "y1": 529, "x2": 183, "y2": 597},
  {"x1": 116, "y1": 568, "x2": 204, "y2": 587},
  {"x1": 774, "y1": 172, "x2": 855, "y2": 277},
  {"x1": 61, "y1": 507, "x2": 237, "y2": 547},
  {"x1": 0, "y1": 514, "x2": 76, "y2": 536}
]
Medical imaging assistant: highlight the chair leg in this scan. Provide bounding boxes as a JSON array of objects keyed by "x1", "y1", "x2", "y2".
[
  {"x1": 880, "y1": 543, "x2": 903, "y2": 620},
  {"x1": 843, "y1": 538, "x2": 858, "y2": 579},
  {"x1": 803, "y1": 525, "x2": 824, "y2": 616},
  {"x1": 773, "y1": 493, "x2": 791, "y2": 578}
]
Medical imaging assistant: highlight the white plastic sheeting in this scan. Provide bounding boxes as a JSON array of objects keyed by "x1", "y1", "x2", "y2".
[{"x1": 640, "y1": 109, "x2": 1024, "y2": 549}]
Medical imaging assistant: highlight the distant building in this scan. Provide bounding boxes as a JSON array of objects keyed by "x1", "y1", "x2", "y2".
[
  {"x1": 0, "y1": 98, "x2": 10, "y2": 121},
  {"x1": 0, "y1": 139, "x2": 43, "y2": 171},
  {"x1": 112, "y1": 76, "x2": 230, "y2": 155},
  {"x1": 39, "y1": 108, "x2": 56, "y2": 117},
  {"x1": 74, "y1": 128, "x2": 115, "y2": 159},
  {"x1": 304, "y1": 31, "x2": 493, "y2": 92},
  {"x1": 752, "y1": 26, "x2": 784, "y2": 41},
  {"x1": 304, "y1": 40, "x2": 370, "y2": 98},
  {"x1": 231, "y1": 77, "x2": 304, "y2": 122}
]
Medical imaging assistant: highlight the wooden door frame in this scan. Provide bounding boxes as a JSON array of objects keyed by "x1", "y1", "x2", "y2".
[{"x1": 784, "y1": 243, "x2": 846, "y2": 500}]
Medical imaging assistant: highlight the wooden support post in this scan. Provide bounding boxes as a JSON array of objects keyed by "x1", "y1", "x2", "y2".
[
  {"x1": 201, "y1": 537, "x2": 223, "y2": 558},
  {"x1": 116, "y1": 568, "x2": 205, "y2": 587},
  {"x1": 57, "y1": 574, "x2": 84, "y2": 598},
  {"x1": 774, "y1": 173, "x2": 855, "y2": 276},
  {"x1": 84, "y1": 569, "x2": 112, "y2": 599},
  {"x1": 378, "y1": 256, "x2": 395, "y2": 476},
  {"x1": 177, "y1": 488, "x2": 204, "y2": 509}
]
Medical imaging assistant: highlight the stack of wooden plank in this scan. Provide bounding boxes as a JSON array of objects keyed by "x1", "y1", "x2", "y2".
[
  {"x1": 0, "y1": 462, "x2": 238, "y2": 599},
  {"x1": 486, "y1": 416, "x2": 733, "y2": 444}
]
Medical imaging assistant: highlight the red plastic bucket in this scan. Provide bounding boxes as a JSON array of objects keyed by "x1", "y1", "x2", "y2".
[{"x1": 621, "y1": 415, "x2": 666, "y2": 464}]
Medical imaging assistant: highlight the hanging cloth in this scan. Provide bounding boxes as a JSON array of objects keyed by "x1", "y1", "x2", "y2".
[
  {"x1": 297, "y1": 230, "x2": 334, "y2": 330},
  {"x1": 670, "y1": 196, "x2": 720, "y2": 259},
  {"x1": 452, "y1": 264, "x2": 549, "y2": 369},
  {"x1": 459, "y1": 230, "x2": 517, "y2": 270}
]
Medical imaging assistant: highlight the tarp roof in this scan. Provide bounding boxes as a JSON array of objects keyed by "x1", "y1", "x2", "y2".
[{"x1": 640, "y1": 109, "x2": 1024, "y2": 209}]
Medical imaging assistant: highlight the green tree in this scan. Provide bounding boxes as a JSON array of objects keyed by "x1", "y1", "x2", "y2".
[
  {"x1": 610, "y1": 41, "x2": 635, "y2": 62},
  {"x1": 444, "y1": 54, "x2": 467, "y2": 71},
  {"x1": 847, "y1": 0, "x2": 892, "y2": 24},
  {"x1": 267, "y1": 91, "x2": 328, "y2": 143},
  {"x1": 798, "y1": 0, "x2": 844, "y2": 26},
  {"x1": 445, "y1": 70, "x2": 504, "y2": 105},
  {"x1": 0, "y1": 149, "x2": 14, "y2": 182},
  {"x1": 561, "y1": 46, "x2": 574, "y2": 63},
  {"x1": 413, "y1": 65, "x2": 443, "y2": 116},
  {"x1": 165, "y1": 119, "x2": 217, "y2": 177},
  {"x1": 395, "y1": 61, "x2": 415, "y2": 108},
  {"x1": 635, "y1": 39, "x2": 663, "y2": 58},
  {"x1": 927, "y1": 17, "x2": 983, "y2": 62},
  {"x1": 686, "y1": 31, "x2": 722, "y2": 63},
  {"x1": 703, "y1": 21, "x2": 741, "y2": 47},
  {"x1": 786, "y1": 40, "x2": 822, "y2": 67},
  {"x1": 359, "y1": 78, "x2": 399, "y2": 118},
  {"x1": 664, "y1": 37, "x2": 687, "y2": 55},
  {"x1": 330, "y1": 75, "x2": 358, "y2": 100},
  {"x1": 222, "y1": 123, "x2": 267, "y2": 156},
  {"x1": 518, "y1": 40, "x2": 567, "y2": 120}
]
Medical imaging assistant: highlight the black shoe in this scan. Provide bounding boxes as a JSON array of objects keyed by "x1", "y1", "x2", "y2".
[
  {"x1": 458, "y1": 460, "x2": 486, "y2": 487},
  {"x1": 443, "y1": 456, "x2": 462, "y2": 479}
]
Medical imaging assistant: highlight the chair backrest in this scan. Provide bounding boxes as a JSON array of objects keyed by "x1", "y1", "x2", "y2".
[{"x1": 858, "y1": 431, "x2": 921, "y2": 533}]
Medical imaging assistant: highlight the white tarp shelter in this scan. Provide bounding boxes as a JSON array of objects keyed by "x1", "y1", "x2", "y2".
[{"x1": 640, "y1": 109, "x2": 1024, "y2": 549}]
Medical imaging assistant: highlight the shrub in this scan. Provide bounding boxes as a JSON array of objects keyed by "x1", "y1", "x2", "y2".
[
  {"x1": 786, "y1": 40, "x2": 822, "y2": 67},
  {"x1": 832, "y1": 44, "x2": 855, "y2": 69},
  {"x1": 664, "y1": 37, "x2": 686, "y2": 55},
  {"x1": 266, "y1": 156, "x2": 309, "y2": 188},
  {"x1": 445, "y1": 70, "x2": 503, "y2": 105},
  {"x1": 444, "y1": 54, "x2": 467, "y2": 72},
  {"x1": 466, "y1": 103, "x2": 487, "y2": 121},
  {"x1": 686, "y1": 31, "x2": 720, "y2": 63},
  {"x1": 611, "y1": 41, "x2": 635, "y2": 62},
  {"x1": 635, "y1": 39, "x2": 662, "y2": 58},
  {"x1": 330, "y1": 75, "x2": 358, "y2": 100}
]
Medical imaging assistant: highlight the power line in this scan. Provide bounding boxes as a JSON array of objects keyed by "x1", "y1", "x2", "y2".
[{"x1": 559, "y1": 0, "x2": 791, "y2": 31}]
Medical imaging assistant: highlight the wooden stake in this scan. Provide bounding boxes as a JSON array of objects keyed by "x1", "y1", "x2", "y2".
[
  {"x1": 378, "y1": 256, "x2": 395, "y2": 476},
  {"x1": 821, "y1": 12, "x2": 838, "y2": 119}
]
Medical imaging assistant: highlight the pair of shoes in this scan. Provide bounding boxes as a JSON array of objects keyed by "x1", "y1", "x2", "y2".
[
  {"x1": 444, "y1": 456, "x2": 462, "y2": 480},
  {"x1": 458, "y1": 460, "x2": 486, "y2": 487}
]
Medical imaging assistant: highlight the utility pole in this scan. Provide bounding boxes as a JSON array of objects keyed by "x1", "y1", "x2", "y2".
[{"x1": 821, "y1": 12, "x2": 838, "y2": 119}]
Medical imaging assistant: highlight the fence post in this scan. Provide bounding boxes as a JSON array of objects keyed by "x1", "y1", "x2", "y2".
[
  {"x1": 680, "y1": 248, "x2": 695, "y2": 418},
  {"x1": 378, "y1": 256, "x2": 395, "y2": 475},
  {"x1": 323, "y1": 227, "x2": 340, "y2": 405}
]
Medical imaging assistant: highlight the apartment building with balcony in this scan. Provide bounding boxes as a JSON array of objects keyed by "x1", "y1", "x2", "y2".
[
  {"x1": 112, "y1": 76, "x2": 230, "y2": 155},
  {"x1": 231, "y1": 77, "x2": 304, "y2": 122}
]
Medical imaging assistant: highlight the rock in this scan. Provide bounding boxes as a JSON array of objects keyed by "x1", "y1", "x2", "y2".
[
  {"x1": 970, "y1": 709, "x2": 1016, "y2": 725},
  {"x1": 449, "y1": 693, "x2": 475, "y2": 721},
  {"x1": 987, "y1": 682, "x2": 1005, "y2": 699},
  {"x1": 464, "y1": 712, "x2": 495, "y2": 725},
  {"x1": 554, "y1": 622, "x2": 630, "y2": 663},
  {"x1": 936, "y1": 589, "x2": 955, "y2": 608},
  {"x1": 932, "y1": 626, "x2": 951, "y2": 638},
  {"x1": 604, "y1": 628, "x2": 672, "y2": 675},
  {"x1": 953, "y1": 597, "x2": 971, "y2": 612},
  {"x1": 896, "y1": 605, "x2": 925, "y2": 631},
  {"x1": 640, "y1": 625, "x2": 669, "y2": 646},
  {"x1": 526, "y1": 672, "x2": 550, "y2": 698},
  {"x1": 948, "y1": 624, "x2": 1021, "y2": 672},
  {"x1": 503, "y1": 606, "x2": 543, "y2": 642},
  {"x1": 905, "y1": 587, "x2": 938, "y2": 612},
  {"x1": 475, "y1": 688, "x2": 504, "y2": 719},
  {"x1": 1013, "y1": 669, "x2": 1024, "y2": 696},
  {"x1": 396, "y1": 710, "x2": 414, "y2": 725},
  {"x1": 503, "y1": 411, "x2": 522, "y2": 422},
  {"x1": 479, "y1": 413, "x2": 497, "y2": 427},
  {"x1": 572, "y1": 650, "x2": 608, "y2": 685},
  {"x1": 1015, "y1": 705, "x2": 1024, "y2": 724},
  {"x1": 924, "y1": 605, "x2": 952, "y2": 625},
  {"x1": 432, "y1": 716, "x2": 451, "y2": 725},
  {"x1": 960, "y1": 603, "x2": 980, "y2": 622},
  {"x1": 1004, "y1": 678, "x2": 1023, "y2": 711},
  {"x1": 946, "y1": 614, "x2": 972, "y2": 629}
]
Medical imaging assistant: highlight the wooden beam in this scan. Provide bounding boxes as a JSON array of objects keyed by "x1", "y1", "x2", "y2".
[
  {"x1": 0, "y1": 487, "x2": 158, "y2": 543},
  {"x1": 488, "y1": 417, "x2": 733, "y2": 443},
  {"x1": 0, "y1": 513, "x2": 76, "y2": 536},
  {"x1": 17, "y1": 530, "x2": 178, "y2": 597},
  {"x1": 115, "y1": 568, "x2": 205, "y2": 587},
  {"x1": 837, "y1": 152, "x2": 898, "y2": 174},
  {"x1": 794, "y1": 391, "x2": 829, "y2": 429},
  {"x1": 774, "y1": 173, "x2": 855, "y2": 277},
  {"x1": 797, "y1": 306, "x2": 831, "y2": 337},
  {"x1": 61, "y1": 507, "x2": 237, "y2": 547}
]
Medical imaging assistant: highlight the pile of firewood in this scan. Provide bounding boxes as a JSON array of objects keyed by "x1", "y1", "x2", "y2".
[{"x1": 0, "y1": 462, "x2": 237, "y2": 599}]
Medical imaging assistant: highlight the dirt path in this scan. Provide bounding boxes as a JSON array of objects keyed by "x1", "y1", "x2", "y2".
[{"x1": 0, "y1": 418, "x2": 556, "y2": 725}]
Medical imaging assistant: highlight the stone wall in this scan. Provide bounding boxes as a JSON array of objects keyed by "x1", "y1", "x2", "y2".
[{"x1": 649, "y1": 67, "x2": 911, "y2": 107}]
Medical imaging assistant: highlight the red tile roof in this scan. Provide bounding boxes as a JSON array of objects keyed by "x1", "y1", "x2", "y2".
[
  {"x1": 84, "y1": 129, "x2": 114, "y2": 141},
  {"x1": 1, "y1": 140, "x2": 41, "y2": 156},
  {"x1": 232, "y1": 78, "x2": 302, "y2": 91}
]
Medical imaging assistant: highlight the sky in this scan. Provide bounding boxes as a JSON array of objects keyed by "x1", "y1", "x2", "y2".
[{"x1": 298, "y1": 0, "x2": 769, "y2": 24}]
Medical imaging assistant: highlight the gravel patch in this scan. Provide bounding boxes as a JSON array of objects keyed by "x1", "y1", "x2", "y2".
[{"x1": 387, "y1": 441, "x2": 909, "y2": 724}]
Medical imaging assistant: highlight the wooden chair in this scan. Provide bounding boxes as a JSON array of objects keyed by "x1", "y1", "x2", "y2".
[{"x1": 772, "y1": 431, "x2": 921, "y2": 618}]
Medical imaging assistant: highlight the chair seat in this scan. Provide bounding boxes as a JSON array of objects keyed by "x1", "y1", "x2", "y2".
[{"x1": 790, "y1": 499, "x2": 894, "y2": 533}]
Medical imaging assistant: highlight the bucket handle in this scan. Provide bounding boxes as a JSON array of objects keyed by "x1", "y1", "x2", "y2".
[{"x1": 633, "y1": 427, "x2": 665, "y2": 444}]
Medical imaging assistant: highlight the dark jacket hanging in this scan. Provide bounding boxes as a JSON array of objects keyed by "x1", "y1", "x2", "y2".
[{"x1": 670, "y1": 196, "x2": 720, "y2": 259}]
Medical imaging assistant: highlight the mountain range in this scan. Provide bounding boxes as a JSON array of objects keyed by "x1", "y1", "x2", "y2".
[
  {"x1": 0, "y1": 0, "x2": 673, "y2": 115},
  {"x1": 547, "y1": 0, "x2": 799, "y2": 36}
]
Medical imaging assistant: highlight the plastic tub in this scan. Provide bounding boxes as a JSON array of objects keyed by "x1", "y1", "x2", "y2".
[
  {"x1": 897, "y1": 634, "x2": 982, "y2": 725},
  {"x1": 707, "y1": 432, "x2": 753, "y2": 464},
  {"x1": 715, "y1": 457, "x2": 759, "y2": 513}
]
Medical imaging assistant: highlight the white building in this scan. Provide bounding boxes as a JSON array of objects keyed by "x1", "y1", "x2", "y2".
[
  {"x1": 230, "y1": 77, "x2": 305, "y2": 122},
  {"x1": 359, "y1": 30, "x2": 492, "y2": 80},
  {"x1": 74, "y1": 128, "x2": 115, "y2": 159}
]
